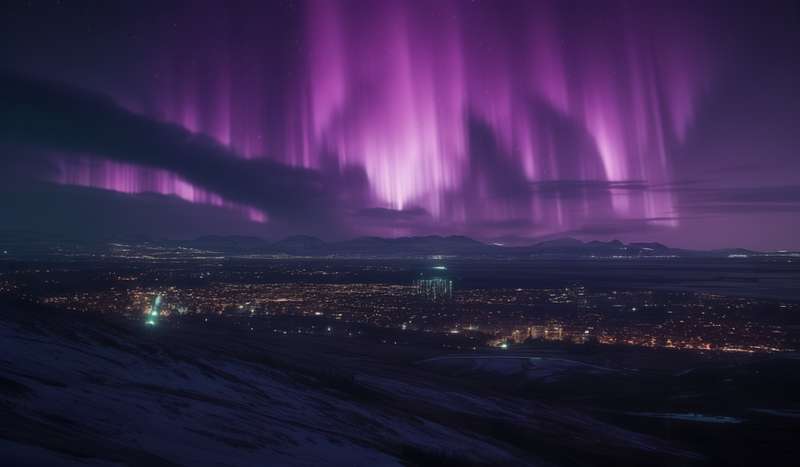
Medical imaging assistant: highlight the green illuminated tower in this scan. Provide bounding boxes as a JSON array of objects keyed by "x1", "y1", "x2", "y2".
[{"x1": 146, "y1": 295, "x2": 162, "y2": 325}]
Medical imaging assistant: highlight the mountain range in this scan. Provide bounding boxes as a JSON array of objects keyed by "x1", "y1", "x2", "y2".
[{"x1": 0, "y1": 230, "x2": 777, "y2": 258}]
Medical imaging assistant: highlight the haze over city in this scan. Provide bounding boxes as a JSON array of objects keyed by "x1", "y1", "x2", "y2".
[{"x1": 1, "y1": 0, "x2": 798, "y2": 250}]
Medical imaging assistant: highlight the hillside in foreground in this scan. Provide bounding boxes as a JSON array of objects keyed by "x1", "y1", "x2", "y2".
[{"x1": 0, "y1": 300, "x2": 713, "y2": 467}]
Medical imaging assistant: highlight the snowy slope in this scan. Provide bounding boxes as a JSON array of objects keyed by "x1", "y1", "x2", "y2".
[{"x1": 0, "y1": 302, "x2": 699, "y2": 466}]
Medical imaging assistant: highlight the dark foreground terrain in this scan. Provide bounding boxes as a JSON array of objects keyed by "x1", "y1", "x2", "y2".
[{"x1": 2, "y1": 301, "x2": 798, "y2": 466}]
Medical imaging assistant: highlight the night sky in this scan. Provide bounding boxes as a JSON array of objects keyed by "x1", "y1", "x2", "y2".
[{"x1": 1, "y1": 0, "x2": 798, "y2": 250}]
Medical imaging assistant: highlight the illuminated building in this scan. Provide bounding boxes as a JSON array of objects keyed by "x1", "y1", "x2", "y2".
[{"x1": 414, "y1": 278, "x2": 453, "y2": 302}]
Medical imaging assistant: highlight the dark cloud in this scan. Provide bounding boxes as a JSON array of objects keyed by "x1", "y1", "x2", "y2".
[
  {"x1": 649, "y1": 180, "x2": 707, "y2": 189},
  {"x1": 530, "y1": 180, "x2": 649, "y2": 199},
  {"x1": 0, "y1": 181, "x2": 277, "y2": 241},
  {"x1": 674, "y1": 185, "x2": 800, "y2": 215},
  {"x1": 704, "y1": 186, "x2": 800, "y2": 204},
  {"x1": 0, "y1": 72, "x2": 338, "y2": 232},
  {"x1": 707, "y1": 164, "x2": 773, "y2": 176},
  {"x1": 526, "y1": 98, "x2": 607, "y2": 182},
  {"x1": 466, "y1": 113, "x2": 531, "y2": 203},
  {"x1": 0, "y1": 145, "x2": 61, "y2": 183},
  {"x1": 679, "y1": 204, "x2": 800, "y2": 214},
  {"x1": 468, "y1": 218, "x2": 539, "y2": 230},
  {"x1": 353, "y1": 206, "x2": 428, "y2": 219}
]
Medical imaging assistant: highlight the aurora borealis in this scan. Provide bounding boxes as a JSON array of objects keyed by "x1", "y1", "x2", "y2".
[{"x1": 1, "y1": 0, "x2": 798, "y2": 249}]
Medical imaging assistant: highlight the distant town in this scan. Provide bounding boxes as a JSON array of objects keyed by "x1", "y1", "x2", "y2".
[{"x1": 3, "y1": 243, "x2": 797, "y2": 354}]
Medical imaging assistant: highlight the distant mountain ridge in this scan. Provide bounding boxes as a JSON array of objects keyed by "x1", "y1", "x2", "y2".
[{"x1": 0, "y1": 229, "x2": 777, "y2": 258}]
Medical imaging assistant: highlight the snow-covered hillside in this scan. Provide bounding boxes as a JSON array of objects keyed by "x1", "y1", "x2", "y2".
[{"x1": 0, "y1": 302, "x2": 698, "y2": 466}]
